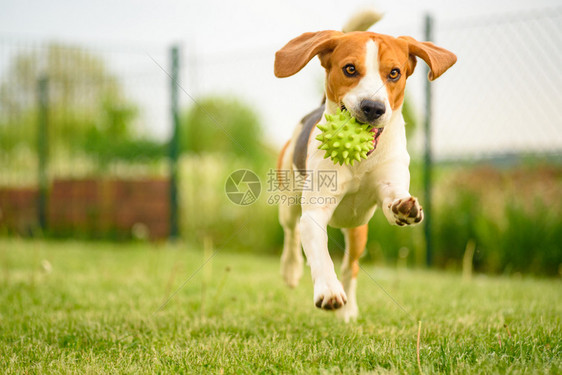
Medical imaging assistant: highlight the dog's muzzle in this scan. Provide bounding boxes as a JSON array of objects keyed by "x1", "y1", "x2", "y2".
[
  {"x1": 342, "y1": 100, "x2": 386, "y2": 126},
  {"x1": 359, "y1": 99, "x2": 386, "y2": 123}
]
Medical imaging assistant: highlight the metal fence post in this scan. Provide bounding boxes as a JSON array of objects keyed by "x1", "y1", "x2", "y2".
[
  {"x1": 37, "y1": 75, "x2": 49, "y2": 233},
  {"x1": 169, "y1": 45, "x2": 180, "y2": 240},
  {"x1": 423, "y1": 14, "x2": 434, "y2": 267}
]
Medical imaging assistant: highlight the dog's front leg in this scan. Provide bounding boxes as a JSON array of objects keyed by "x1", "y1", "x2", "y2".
[
  {"x1": 299, "y1": 204, "x2": 347, "y2": 310},
  {"x1": 377, "y1": 161, "x2": 424, "y2": 226}
]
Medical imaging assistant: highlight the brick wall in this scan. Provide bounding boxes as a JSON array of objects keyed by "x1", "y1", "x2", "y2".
[
  {"x1": 0, "y1": 187, "x2": 38, "y2": 235},
  {"x1": 0, "y1": 178, "x2": 170, "y2": 240}
]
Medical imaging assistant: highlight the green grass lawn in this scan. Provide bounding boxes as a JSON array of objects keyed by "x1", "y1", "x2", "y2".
[{"x1": 0, "y1": 239, "x2": 560, "y2": 374}]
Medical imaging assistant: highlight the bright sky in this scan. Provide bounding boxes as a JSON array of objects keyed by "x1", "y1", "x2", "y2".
[
  {"x1": 2, "y1": 0, "x2": 558, "y2": 47},
  {"x1": 1, "y1": 0, "x2": 561, "y2": 158}
]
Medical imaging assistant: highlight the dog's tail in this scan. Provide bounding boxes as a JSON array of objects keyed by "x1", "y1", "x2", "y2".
[{"x1": 342, "y1": 9, "x2": 383, "y2": 33}]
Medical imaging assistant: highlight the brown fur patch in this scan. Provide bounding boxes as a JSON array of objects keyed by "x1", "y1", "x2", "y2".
[
  {"x1": 320, "y1": 32, "x2": 412, "y2": 110},
  {"x1": 375, "y1": 35, "x2": 411, "y2": 110},
  {"x1": 321, "y1": 32, "x2": 370, "y2": 105},
  {"x1": 345, "y1": 224, "x2": 368, "y2": 278},
  {"x1": 275, "y1": 31, "x2": 455, "y2": 112}
]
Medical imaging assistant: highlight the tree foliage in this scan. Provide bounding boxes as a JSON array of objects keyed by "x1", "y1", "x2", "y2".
[
  {"x1": 180, "y1": 96, "x2": 273, "y2": 167},
  {"x1": 0, "y1": 43, "x2": 163, "y2": 162}
]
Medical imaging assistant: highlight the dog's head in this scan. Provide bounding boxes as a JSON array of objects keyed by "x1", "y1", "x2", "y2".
[{"x1": 275, "y1": 31, "x2": 456, "y2": 127}]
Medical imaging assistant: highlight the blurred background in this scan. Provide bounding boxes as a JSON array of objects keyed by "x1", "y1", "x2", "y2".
[{"x1": 0, "y1": 0, "x2": 560, "y2": 276}]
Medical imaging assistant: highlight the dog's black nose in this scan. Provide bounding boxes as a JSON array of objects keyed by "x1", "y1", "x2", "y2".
[{"x1": 360, "y1": 100, "x2": 386, "y2": 122}]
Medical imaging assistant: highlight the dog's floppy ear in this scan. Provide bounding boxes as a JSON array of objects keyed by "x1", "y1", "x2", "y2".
[
  {"x1": 274, "y1": 30, "x2": 343, "y2": 78},
  {"x1": 398, "y1": 36, "x2": 457, "y2": 80}
]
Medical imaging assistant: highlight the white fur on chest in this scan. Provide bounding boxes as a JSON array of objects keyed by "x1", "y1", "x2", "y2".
[{"x1": 304, "y1": 109, "x2": 410, "y2": 228}]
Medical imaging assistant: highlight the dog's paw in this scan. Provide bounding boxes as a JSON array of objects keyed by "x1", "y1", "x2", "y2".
[
  {"x1": 313, "y1": 278, "x2": 347, "y2": 310},
  {"x1": 389, "y1": 196, "x2": 423, "y2": 226}
]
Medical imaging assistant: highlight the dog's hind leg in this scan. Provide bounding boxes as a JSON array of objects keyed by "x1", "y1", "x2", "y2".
[
  {"x1": 280, "y1": 202, "x2": 303, "y2": 288},
  {"x1": 337, "y1": 224, "x2": 368, "y2": 322}
]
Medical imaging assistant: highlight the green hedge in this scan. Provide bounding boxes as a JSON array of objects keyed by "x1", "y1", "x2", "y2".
[{"x1": 179, "y1": 151, "x2": 561, "y2": 276}]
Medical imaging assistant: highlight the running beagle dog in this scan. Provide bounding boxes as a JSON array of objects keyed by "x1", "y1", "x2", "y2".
[{"x1": 274, "y1": 26, "x2": 456, "y2": 321}]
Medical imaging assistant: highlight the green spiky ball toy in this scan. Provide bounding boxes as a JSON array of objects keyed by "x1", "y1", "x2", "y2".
[{"x1": 315, "y1": 109, "x2": 374, "y2": 166}]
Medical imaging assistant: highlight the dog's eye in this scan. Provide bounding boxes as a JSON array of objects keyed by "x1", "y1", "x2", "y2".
[
  {"x1": 388, "y1": 68, "x2": 401, "y2": 81},
  {"x1": 343, "y1": 64, "x2": 357, "y2": 77}
]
